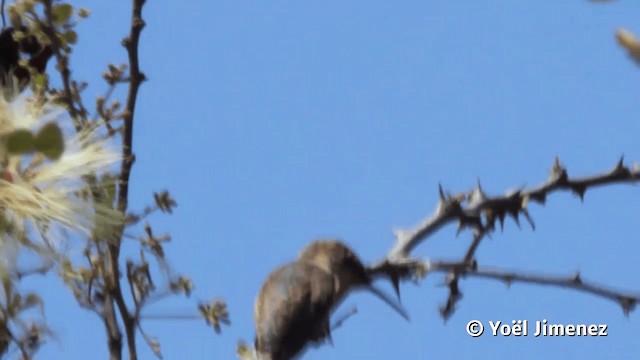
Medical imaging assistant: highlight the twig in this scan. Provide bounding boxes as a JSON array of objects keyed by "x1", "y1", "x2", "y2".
[
  {"x1": 15, "y1": 261, "x2": 54, "y2": 280},
  {"x1": 428, "y1": 260, "x2": 640, "y2": 315},
  {"x1": 137, "y1": 323, "x2": 162, "y2": 359}
]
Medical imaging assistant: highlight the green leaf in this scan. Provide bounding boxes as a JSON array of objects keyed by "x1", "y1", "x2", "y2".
[
  {"x1": 62, "y1": 30, "x2": 78, "y2": 45},
  {"x1": 52, "y1": 3, "x2": 74, "y2": 25},
  {"x1": 78, "y1": 8, "x2": 91, "y2": 19},
  {"x1": 35, "y1": 122, "x2": 64, "y2": 160},
  {"x1": 33, "y1": 73, "x2": 48, "y2": 88},
  {"x1": 6, "y1": 129, "x2": 36, "y2": 154}
]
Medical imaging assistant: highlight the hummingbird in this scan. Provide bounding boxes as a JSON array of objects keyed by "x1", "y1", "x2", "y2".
[{"x1": 253, "y1": 239, "x2": 409, "y2": 360}]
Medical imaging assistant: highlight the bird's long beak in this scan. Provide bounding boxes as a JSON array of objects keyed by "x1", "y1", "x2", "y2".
[{"x1": 366, "y1": 284, "x2": 410, "y2": 321}]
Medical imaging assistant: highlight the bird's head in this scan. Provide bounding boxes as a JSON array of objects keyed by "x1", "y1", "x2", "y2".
[
  {"x1": 298, "y1": 239, "x2": 409, "y2": 321},
  {"x1": 298, "y1": 239, "x2": 370, "y2": 297}
]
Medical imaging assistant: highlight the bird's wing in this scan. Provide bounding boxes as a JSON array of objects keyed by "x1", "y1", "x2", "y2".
[{"x1": 254, "y1": 261, "x2": 335, "y2": 359}]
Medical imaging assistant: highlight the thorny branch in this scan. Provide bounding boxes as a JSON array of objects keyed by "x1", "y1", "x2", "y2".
[{"x1": 369, "y1": 157, "x2": 640, "y2": 319}]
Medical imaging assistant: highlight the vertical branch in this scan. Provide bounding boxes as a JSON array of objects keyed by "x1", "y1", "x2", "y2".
[
  {"x1": 102, "y1": 292, "x2": 123, "y2": 360},
  {"x1": 117, "y1": 1, "x2": 146, "y2": 214},
  {"x1": 110, "y1": 0, "x2": 147, "y2": 359}
]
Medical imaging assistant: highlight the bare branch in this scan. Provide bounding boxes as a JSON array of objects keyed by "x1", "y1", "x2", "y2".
[
  {"x1": 107, "y1": 0, "x2": 148, "y2": 359},
  {"x1": 465, "y1": 269, "x2": 637, "y2": 314}
]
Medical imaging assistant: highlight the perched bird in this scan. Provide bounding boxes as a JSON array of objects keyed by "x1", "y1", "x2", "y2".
[{"x1": 254, "y1": 239, "x2": 409, "y2": 360}]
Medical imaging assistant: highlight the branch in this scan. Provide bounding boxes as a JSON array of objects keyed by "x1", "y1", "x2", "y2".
[
  {"x1": 368, "y1": 257, "x2": 640, "y2": 318},
  {"x1": 389, "y1": 156, "x2": 639, "y2": 260},
  {"x1": 369, "y1": 157, "x2": 640, "y2": 318},
  {"x1": 427, "y1": 260, "x2": 640, "y2": 316},
  {"x1": 109, "y1": 0, "x2": 148, "y2": 359},
  {"x1": 450, "y1": 267, "x2": 640, "y2": 316}
]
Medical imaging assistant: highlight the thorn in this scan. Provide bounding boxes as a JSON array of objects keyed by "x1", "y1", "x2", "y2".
[
  {"x1": 498, "y1": 212, "x2": 506, "y2": 231},
  {"x1": 573, "y1": 272, "x2": 582, "y2": 284},
  {"x1": 572, "y1": 186, "x2": 586, "y2": 201},
  {"x1": 617, "y1": 155, "x2": 625, "y2": 170},
  {"x1": 468, "y1": 180, "x2": 486, "y2": 204},
  {"x1": 390, "y1": 272, "x2": 401, "y2": 303},
  {"x1": 508, "y1": 209, "x2": 521, "y2": 229},
  {"x1": 610, "y1": 155, "x2": 630, "y2": 177},
  {"x1": 504, "y1": 275, "x2": 513, "y2": 288},
  {"x1": 474, "y1": 178, "x2": 485, "y2": 199},
  {"x1": 522, "y1": 209, "x2": 536, "y2": 231},
  {"x1": 438, "y1": 183, "x2": 446, "y2": 201},
  {"x1": 550, "y1": 156, "x2": 568, "y2": 183},
  {"x1": 620, "y1": 297, "x2": 636, "y2": 317},
  {"x1": 554, "y1": 156, "x2": 562, "y2": 169}
]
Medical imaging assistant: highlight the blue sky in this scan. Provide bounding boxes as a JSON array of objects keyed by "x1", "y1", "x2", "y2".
[{"x1": 27, "y1": 1, "x2": 640, "y2": 359}]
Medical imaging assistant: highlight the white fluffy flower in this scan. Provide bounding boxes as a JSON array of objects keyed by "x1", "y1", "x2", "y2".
[{"x1": 0, "y1": 94, "x2": 121, "y2": 254}]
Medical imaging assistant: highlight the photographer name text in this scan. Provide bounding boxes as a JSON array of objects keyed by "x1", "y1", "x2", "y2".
[{"x1": 466, "y1": 319, "x2": 608, "y2": 337}]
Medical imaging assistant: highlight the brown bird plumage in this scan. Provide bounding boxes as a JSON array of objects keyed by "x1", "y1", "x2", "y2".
[
  {"x1": 253, "y1": 239, "x2": 409, "y2": 360},
  {"x1": 254, "y1": 260, "x2": 335, "y2": 360}
]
